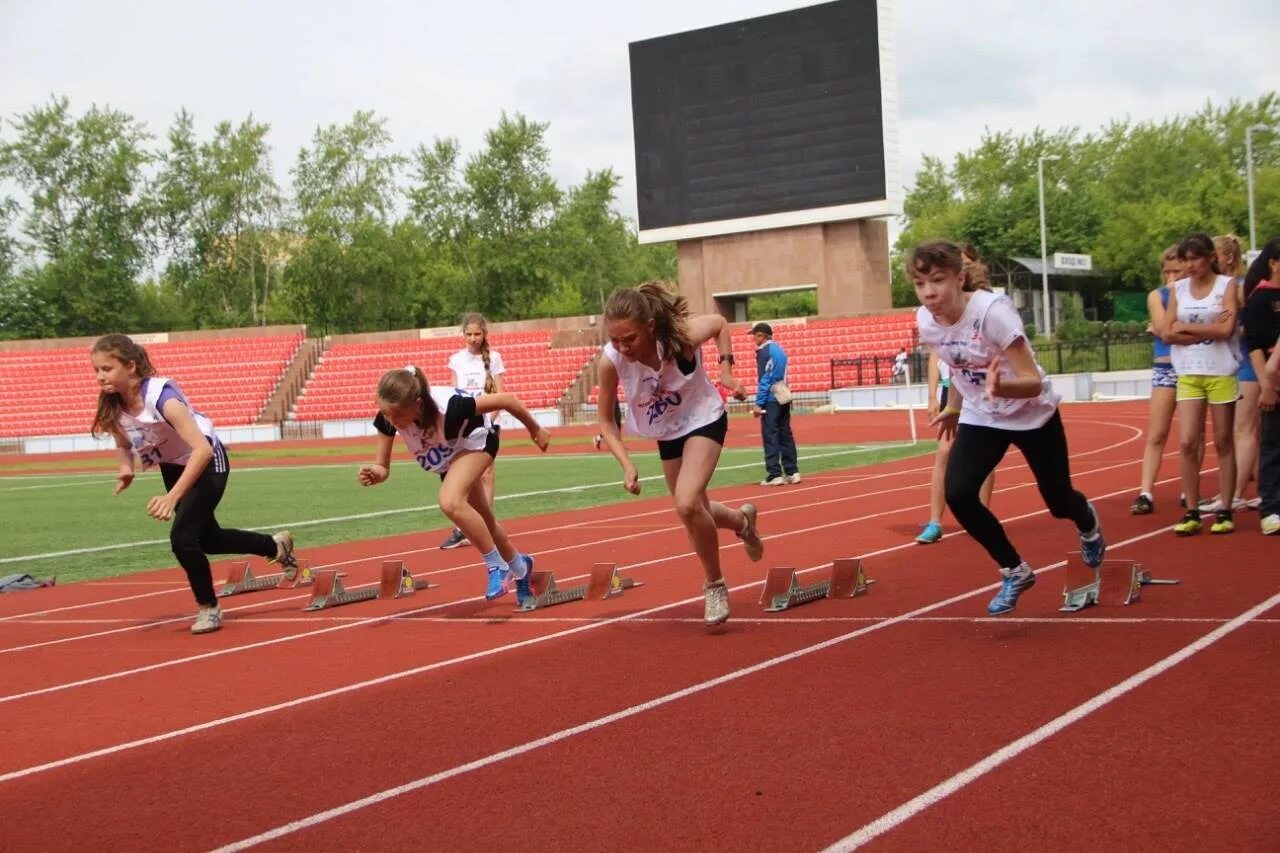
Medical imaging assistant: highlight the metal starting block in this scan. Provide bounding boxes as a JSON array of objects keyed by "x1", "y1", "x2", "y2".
[
  {"x1": 304, "y1": 561, "x2": 431, "y2": 611},
  {"x1": 759, "y1": 558, "x2": 873, "y2": 612},
  {"x1": 1060, "y1": 559, "x2": 1179, "y2": 612},
  {"x1": 516, "y1": 562, "x2": 642, "y2": 612},
  {"x1": 218, "y1": 559, "x2": 316, "y2": 597}
]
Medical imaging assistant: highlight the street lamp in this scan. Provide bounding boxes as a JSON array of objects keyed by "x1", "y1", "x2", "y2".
[
  {"x1": 1246, "y1": 124, "x2": 1275, "y2": 253},
  {"x1": 1037, "y1": 154, "x2": 1061, "y2": 338}
]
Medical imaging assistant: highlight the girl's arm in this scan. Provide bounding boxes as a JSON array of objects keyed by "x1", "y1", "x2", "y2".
[
  {"x1": 110, "y1": 425, "x2": 135, "y2": 495},
  {"x1": 986, "y1": 338, "x2": 1044, "y2": 399},
  {"x1": 686, "y1": 313, "x2": 746, "y2": 398},
  {"x1": 474, "y1": 393, "x2": 550, "y2": 451},
  {"x1": 926, "y1": 353, "x2": 940, "y2": 420},
  {"x1": 146, "y1": 398, "x2": 215, "y2": 521},
  {"x1": 595, "y1": 357, "x2": 640, "y2": 494},
  {"x1": 358, "y1": 433, "x2": 396, "y2": 486}
]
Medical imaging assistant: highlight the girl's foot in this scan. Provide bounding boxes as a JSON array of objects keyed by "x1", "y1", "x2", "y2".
[
  {"x1": 703, "y1": 580, "x2": 730, "y2": 626},
  {"x1": 191, "y1": 605, "x2": 223, "y2": 635},
  {"x1": 737, "y1": 504, "x2": 764, "y2": 561},
  {"x1": 915, "y1": 521, "x2": 943, "y2": 544}
]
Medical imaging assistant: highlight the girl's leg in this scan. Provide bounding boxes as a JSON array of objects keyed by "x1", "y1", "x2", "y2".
[
  {"x1": 161, "y1": 466, "x2": 236, "y2": 611},
  {"x1": 945, "y1": 425, "x2": 1016, "y2": 568},
  {"x1": 1209, "y1": 399, "x2": 1237, "y2": 530},
  {"x1": 661, "y1": 436, "x2": 743, "y2": 586},
  {"x1": 439, "y1": 452, "x2": 514, "y2": 598},
  {"x1": 1176, "y1": 397, "x2": 1208, "y2": 513},
  {"x1": 917, "y1": 433, "x2": 950, "y2": 543},
  {"x1": 481, "y1": 464, "x2": 496, "y2": 507},
  {"x1": 1233, "y1": 380, "x2": 1259, "y2": 504},
  {"x1": 979, "y1": 471, "x2": 996, "y2": 507},
  {"x1": 1137, "y1": 386, "x2": 1177, "y2": 503}
]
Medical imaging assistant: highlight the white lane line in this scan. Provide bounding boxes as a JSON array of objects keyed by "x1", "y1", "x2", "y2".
[{"x1": 820, "y1": 591, "x2": 1280, "y2": 851}]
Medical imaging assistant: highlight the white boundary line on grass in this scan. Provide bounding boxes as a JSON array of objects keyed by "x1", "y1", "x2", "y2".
[{"x1": 207, "y1": 525, "x2": 1274, "y2": 852}]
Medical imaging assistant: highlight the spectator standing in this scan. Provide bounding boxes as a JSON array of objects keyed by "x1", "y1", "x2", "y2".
[{"x1": 751, "y1": 322, "x2": 800, "y2": 486}]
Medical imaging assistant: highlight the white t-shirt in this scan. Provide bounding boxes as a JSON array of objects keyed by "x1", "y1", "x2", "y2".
[
  {"x1": 1170, "y1": 275, "x2": 1239, "y2": 377},
  {"x1": 447, "y1": 348, "x2": 505, "y2": 394},
  {"x1": 117, "y1": 377, "x2": 220, "y2": 469},
  {"x1": 917, "y1": 290, "x2": 1059, "y2": 430},
  {"x1": 602, "y1": 341, "x2": 725, "y2": 441},
  {"x1": 372, "y1": 386, "x2": 492, "y2": 474}
]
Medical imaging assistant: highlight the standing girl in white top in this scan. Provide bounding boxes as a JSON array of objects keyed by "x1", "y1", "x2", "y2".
[
  {"x1": 1161, "y1": 233, "x2": 1240, "y2": 535},
  {"x1": 359, "y1": 366, "x2": 549, "y2": 604},
  {"x1": 595, "y1": 281, "x2": 760, "y2": 627},
  {"x1": 438, "y1": 313, "x2": 506, "y2": 551},
  {"x1": 90, "y1": 334, "x2": 297, "y2": 635},
  {"x1": 910, "y1": 241, "x2": 1104, "y2": 616}
]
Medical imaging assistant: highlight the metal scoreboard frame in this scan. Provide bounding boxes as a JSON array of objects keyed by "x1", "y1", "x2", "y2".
[{"x1": 629, "y1": 0, "x2": 901, "y2": 245}]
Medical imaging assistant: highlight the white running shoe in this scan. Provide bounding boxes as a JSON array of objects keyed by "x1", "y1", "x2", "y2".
[
  {"x1": 271, "y1": 530, "x2": 297, "y2": 579},
  {"x1": 703, "y1": 580, "x2": 730, "y2": 626},
  {"x1": 1262, "y1": 514, "x2": 1280, "y2": 536},
  {"x1": 191, "y1": 606, "x2": 223, "y2": 635},
  {"x1": 785, "y1": 472, "x2": 802, "y2": 484},
  {"x1": 760, "y1": 476, "x2": 786, "y2": 486},
  {"x1": 737, "y1": 503, "x2": 764, "y2": 561}
]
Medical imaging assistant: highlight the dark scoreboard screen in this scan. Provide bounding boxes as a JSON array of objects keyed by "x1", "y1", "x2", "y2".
[{"x1": 629, "y1": 0, "x2": 891, "y2": 237}]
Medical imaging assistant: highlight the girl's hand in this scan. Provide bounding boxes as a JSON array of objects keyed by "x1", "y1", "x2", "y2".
[
  {"x1": 983, "y1": 357, "x2": 1002, "y2": 400},
  {"x1": 929, "y1": 408, "x2": 959, "y2": 442},
  {"x1": 146, "y1": 493, "x2": 177, "y2": 521},
  {"x1": 623, "y1": 464, "x2": 641, "y2": 495},
  {"x1": 114, "y1": 470, "x2": 134, "y2": 495},
  {"x1": 358, "y1": 463, "x2": 388, "y2": 486},
  {"x1": 1260, "y1": 384, "x2": 1277, "y2": 413},
  {"x1": 530, "y1": 427, "x2": 550, "y2": 451}
]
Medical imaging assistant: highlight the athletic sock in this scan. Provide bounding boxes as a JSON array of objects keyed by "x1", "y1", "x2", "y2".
[
  {"x1": 506, "y1": 552, "x2": 529, "y2": 579},
  {"x1": 482, "y1": 547, "x2": 506, "y2": 573}
]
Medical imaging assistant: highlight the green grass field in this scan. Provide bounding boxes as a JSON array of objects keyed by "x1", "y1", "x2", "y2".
[{"x1": 0, "y1": 441, "x2": 933, "y2": 584}]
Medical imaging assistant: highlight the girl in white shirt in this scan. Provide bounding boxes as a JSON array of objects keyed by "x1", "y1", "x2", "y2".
[
  {"x1": 911, "y1": 240, "x2": 1104, "y2": 616},
  {"x1": 359, "y1": 366, "x2": 549, "y2": 604},
  {"x1": 595, "y1": 281, "x2": 759, "y2": 627},
  {"x1": 438, "y1": 313, "x2": 507, "y2": 551}
]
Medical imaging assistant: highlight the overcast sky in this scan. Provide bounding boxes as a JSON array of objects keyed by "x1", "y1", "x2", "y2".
[{"x1": 1, "y1": 0, "x2": 1276, "y2": 230}]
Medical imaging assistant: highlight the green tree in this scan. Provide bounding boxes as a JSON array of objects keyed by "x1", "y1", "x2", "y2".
[{"x1": 0, "y1": 97, "x2": 152, "y2": 334}]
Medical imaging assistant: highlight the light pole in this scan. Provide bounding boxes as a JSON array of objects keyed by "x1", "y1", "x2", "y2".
[
  {"x1": 1037, "y1": 154, "x2": 1061, "y2": 338},
  {"x1": 1246, "y1": 124, "x2": 1274, "y2": 253}
]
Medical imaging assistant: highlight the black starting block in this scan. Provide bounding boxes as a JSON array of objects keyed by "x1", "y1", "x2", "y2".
[
  {"x1": 758, "y1": 558, "x2": 873, "y2": 612},
  {"x1": 1060, "y1": 558, "x2": 1179, "y2": 612}
]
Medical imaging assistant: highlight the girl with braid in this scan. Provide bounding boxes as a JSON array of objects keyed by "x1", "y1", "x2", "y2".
[
  {"x1": 90, "y1": 334, "x2": 297, "y2": 635},
  {"x1": 439, "y1": 313, "x2": 506, "y2": 550},
  {"x1": 360, "y1": 366, "x2": 549, "y2": 603},
  {"x1": 595, "y1": 281, "x2": 761, "y2": 627}
]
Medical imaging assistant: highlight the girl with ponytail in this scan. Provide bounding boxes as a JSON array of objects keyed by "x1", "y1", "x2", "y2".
[
  {"x1": 360, "y1": 365, "x2": 549, "y2": 603},
  {"x1": 596, "y1": 280, "x2": 758, "y2": 628}
]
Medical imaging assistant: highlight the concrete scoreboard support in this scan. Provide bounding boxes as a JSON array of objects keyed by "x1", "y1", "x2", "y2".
[{"x1": 676, "y1": 220, "x2": 892, "y2": 320}]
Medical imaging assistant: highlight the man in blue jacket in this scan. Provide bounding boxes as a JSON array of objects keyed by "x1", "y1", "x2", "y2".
[{"x1": 751, "y1": 322, "x2": 800, "y2": 486}]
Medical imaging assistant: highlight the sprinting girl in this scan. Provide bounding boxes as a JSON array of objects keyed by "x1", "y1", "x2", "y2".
[
  {"x1": 1161, "y1": 233, "x2": 1240, "y2": 535},
  {"x1": 90, "y1": 334, "x2": 296, "y2": 635},
  {"x1": 1130, "y1": 245, "x2": 1187, "y2": 514},
  {"x1": 359, "y1": 367, "x2": 549, "y2": 603},
  {"x1": 916, "y1": 244, "x2": 995, "y2": 544},
  {"x1": 438, "y1": 313, "x2": 506, "y2": 551},
  {"x1": 595, "y1": 281, "x2": 761, "y2": 627},
  {"x1": 910, "y1": 240, "x2": 1104, "y2": 615}
]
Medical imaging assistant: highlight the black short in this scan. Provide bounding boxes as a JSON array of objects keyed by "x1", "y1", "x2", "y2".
[
  {"x1": 656, "y1": 413, "x2": 729, "y2": 461},
  {"x1": 438, "y1": 427, "x2": 500, "y2": 481}
]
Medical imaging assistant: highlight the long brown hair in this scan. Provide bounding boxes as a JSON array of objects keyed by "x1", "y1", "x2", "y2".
[
  {"x1": 959, "y1": 243, "x2": 993, "y2": 292},
  {"x1": 91, "y1": 334, "x2": 156, "y2": 438},
  {"x1": 603, "y1": 280, "x2": 693, "y2": 362},
  {"x1": 461, "y1": 312, "x2": 495, "y2": 393},
  {"x1": 375, "y1": 366, "x2": 440, "y2": 436}
]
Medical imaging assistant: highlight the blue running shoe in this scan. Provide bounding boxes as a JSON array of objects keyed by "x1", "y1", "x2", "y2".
[
  {"x1": 514, "y1": 554, "x2": 536, "y2": 606},
  {"x1": 987, "y1": 565, "x2": 1036, "y2": 615},
  {"x1": 484, "y1": 566, "x2": 510, "y2": 600},
  {"x1": 915, "y1": 521, "x2": 943, "y2": 544},
  {"x1": 1079, "y1": 501, "x2": 1105, "y2": 568}
]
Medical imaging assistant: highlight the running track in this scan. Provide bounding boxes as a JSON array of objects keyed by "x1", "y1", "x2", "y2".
[{"x1": 1, "y1": 403, "x2": 1276, "y2": 851}]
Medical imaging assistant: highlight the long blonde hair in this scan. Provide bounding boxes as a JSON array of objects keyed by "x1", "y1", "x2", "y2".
[
  {"x1": 376, "y1": 366, "x2": 439, "y2": 437},
  {"x1": 461, "y1": 312, "x2": 495, "y2": 393},
  {"x1": 603, "y1": 280, "x2": 692, "y2": 362},
  {"x1": 91, "y1": 334, "x2": 156, "y2": 438},
  {"x1": 1213, "y1": 233, "x2": 1243, "y2": 278}
]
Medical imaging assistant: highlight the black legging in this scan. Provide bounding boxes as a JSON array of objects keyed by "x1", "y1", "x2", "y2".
[
  {"x1": 945, "y1": 410, "x2": 1094, "y2": 570},
  {"x1": 160, "y1": 461, "x2": 276, "y2": 606}
]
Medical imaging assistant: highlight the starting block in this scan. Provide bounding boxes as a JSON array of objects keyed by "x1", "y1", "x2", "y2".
[
  {"x1": 218, "y1": 559, "x2": 315, "y2": 597},
  {"x1": 304, "y1": 561, "x2": 432, "y2": 611},
  {"x1": 516, "y1": 562, "x2": 642, "y2": 612},
  {"x1": 759, "y1": 558, "x2": 873, "y2": 612},
  {"x1": 1060, "y1": 559, "x2": 1179, "y2": 612}
]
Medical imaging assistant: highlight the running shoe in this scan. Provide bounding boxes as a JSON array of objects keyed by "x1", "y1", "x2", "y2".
[
  {"x1": 1261, "y1": 514, "x2": 1280, "y2": 536},
  {"x1": 703, "y1": 580, "x2": 730, "y2": 626},
  {"x1": 987, "y1": 564, "x2": 1036, "y2": 616},
  {"x1": 1129, "y1": 493, "x2": 1154, "y2": 515},
  {"x1": 915, "y1": 521, "x2": 943, "y2": 544},
  {"x1": 1079, "y1": 502, "x2": 1106, "y2": 568},
  {"x1": 1173, "y1": 511, "x2": 1202, "y2": 536},
  {"x1": 269, "y1": 530, "x2": 298, "y2": 579},
  {"x1": 191, "y1": 605, "x2": 223, "y2": 635},
  {"x1": 1209, "y1": 511, "x2": 1235, "y2": 535},
  {"x1": 760, "y1": 475, "x2": 786, "y2": 486},
  {"x1": 484, "y1": 566, "x2": 510, "y2": 600},
  {"x1": 1199, "y1": 497, "x2": 1224, "y2": 512},
  {"x1": 1245, "y1": 497, "x2": 1262, "y2": 511},
  {"x1": 737, "y1": 503, "x2": 764, "y2": 561},
  {"x1": 592, "y1": 434, "x2": 604, "y2": 451},
  {"x1": 514, "y1": 554, "x2": 536, "y2": 606},
  {"x1": 440, "y1": 528, "x2": 469, "y2": 550},
  {"x1": 785, "y1": 472, "x2": 802, "y2": 485}
]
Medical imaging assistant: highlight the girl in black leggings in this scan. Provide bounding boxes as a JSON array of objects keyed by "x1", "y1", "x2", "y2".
[{"x1": 909, "y1": 241, "x2": 1105, "y2": 615}]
